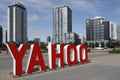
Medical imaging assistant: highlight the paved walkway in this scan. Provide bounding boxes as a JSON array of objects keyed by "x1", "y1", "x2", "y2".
[{"x1": 0, "y1": 53, "x2": 120, "y2": 80}]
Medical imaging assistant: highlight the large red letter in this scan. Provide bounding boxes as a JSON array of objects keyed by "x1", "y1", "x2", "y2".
[
  {"x1": 66, "y1": 45, "x2": 77, "y2": 66},
  {"x1": 77, "y1": 44, "x2": 88, "y2": 64},
  {"x1": 26, "y1": 44, "x2": 46, "y2": 73},
  {"x1": 6, "y1": 43, "x2": 28, "y2": 75},
  {"x1": 48, "y1": 42, "x2": 64, "y2": 69}
]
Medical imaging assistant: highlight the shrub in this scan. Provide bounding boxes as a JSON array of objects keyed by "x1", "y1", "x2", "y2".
[
  {"x1": 109, "y1": 49, "x2": 120, "y2": 54},
  {"x1": 88, "y1": 49, "x2": 91, "y2": 52}
]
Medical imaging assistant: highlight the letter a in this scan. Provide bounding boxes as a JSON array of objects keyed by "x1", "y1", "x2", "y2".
[{"x1": 26, "y1": 44, "x2": 46, "y2": 73}]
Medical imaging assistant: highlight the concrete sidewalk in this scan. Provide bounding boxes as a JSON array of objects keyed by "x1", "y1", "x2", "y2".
[
  {"x1": 0, "y1": 53, "x2": 120, "y2": 80},
  {"x1": 92, "y1": 54, "x2": 120, "y2": 67}
]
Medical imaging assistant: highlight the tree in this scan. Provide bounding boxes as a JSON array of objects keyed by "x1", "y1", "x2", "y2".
[
  {"x1": 40, "y1": 42, "x2": 47, "y2": 49},
  {"x1": 95, "y1": 42, "x2": 99, "y2": 47},
  {"x1": 89, "y1": 43, "x2": 94, "y2": 48},
  {"x1": 40, "y1": 42, "x2": 47, "y2": 53},
  {"x1": 85, "y1": 42, "x2": 88, "y2": 47},
  {"x1": 92, "y1": 43, "x2": 94, "y2": 48},
  {"x1": 0, "y1": 42, "x2": 2, "y2": 48},
  {"x1": 106, "y1": 42, "x2": 111, "y2": 48},
  {"x1": 101, "y1": 42, "x2": 105, "y2": 48},
  {"x1": 116, "y1": 41, "x2": 120, "y2": 47},
  {"x1": 0, "y1": 42, "x2": 6, "y2": 50}
]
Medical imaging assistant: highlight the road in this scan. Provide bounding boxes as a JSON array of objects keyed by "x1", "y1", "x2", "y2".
[
  {"x1": 0, "y1": 51, "x2": 108, "y2": 70},
  {"x1": 0, "y1": 51, "x2": 120, "y2": 80}
]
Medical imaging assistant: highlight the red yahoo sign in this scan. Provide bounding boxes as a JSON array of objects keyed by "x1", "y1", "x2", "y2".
[{"x1": 6, "y1": 42, "x2": 88, "y2": 76}]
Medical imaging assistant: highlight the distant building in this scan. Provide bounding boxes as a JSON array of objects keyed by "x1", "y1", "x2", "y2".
[
  {"x1": 47, "y1": 36, "x2": 51, "y2": 42},
  {"x1": 79, "y1": 35, "x2": 86, "y2": 44},
  {"x1": 5, "y1": 30, "x2": 7, "y2": 43},
  {"x1": 7, "y1": 2, "x2": 27, "y2": 44},
  {"x1": 34, "y1": 38, "x2": 40, "y2": 43},
  {"x1": 53, "y1": 5, "x2": 72, "y2": 44},
  {"x1": 0, "y1": 25, "x2": 3, "y2": 43},
  {"x1": 65, "y1": 32, "x2": 80, "y2": 45},
  {"x1": 27, "y1": 40, "x2": 34, "y2": 44},
  {"x1": 109, "y1": 22, "x2": 120, "y2": 40},
  {"x1": 116, "y1": 25, "x2": 120, "y2": 41},
  {"x1": 86, "y1": 16, "x2": 109, "y2": 45}
]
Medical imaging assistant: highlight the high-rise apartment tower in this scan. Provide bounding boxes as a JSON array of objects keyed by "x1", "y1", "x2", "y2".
[
  {"x1": 7, "y1": 2, "x2": 27, "y2": 44},
  {"x1": 53, "y1": 5, "x2": 72, "y2": 44}
]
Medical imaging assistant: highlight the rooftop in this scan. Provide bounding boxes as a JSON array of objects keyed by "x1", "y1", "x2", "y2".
[{"x1": 9, "y1": 2, "x2": 25, "y2": 9}]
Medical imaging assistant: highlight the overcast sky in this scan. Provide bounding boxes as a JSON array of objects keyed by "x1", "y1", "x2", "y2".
[{"x1": 1, "y1": 0, "x2": 120, "y2": 42}]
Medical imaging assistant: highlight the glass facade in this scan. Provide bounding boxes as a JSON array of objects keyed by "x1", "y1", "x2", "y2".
[
  {"x1": 93, "y1": 19, "x2": 105, "y2": 41},
  {"x1": 86, "y1": 17, "x2": 109, "y2": 42}
]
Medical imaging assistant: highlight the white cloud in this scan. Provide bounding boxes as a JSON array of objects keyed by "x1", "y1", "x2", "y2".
[
  {"x1": 28, "y1": 13, "x2": 52, "y2": 22},
  {"x1": 21, "y1": 0, "x2": 54, "y2": 13},
  {"x1": 0, "y1": 15, "x2": 7, "y2": 29},
  {"x1": 28, "y1": 25, "x2": 51, "y2": 41},
  {"x1": 0, "y1": 2, "x2": 7, "y2": 11},
  {"x1": 0, "y1": 0, "x2": 54, "y2": 13},
  {"x1": 28, "y1": 14, "x2": 40, "y2": 21},
  {"x1": 28, "y1": 0, "x2": 38, "y2": 3},
  {"x1": 0, "y1": 0, "x2": 102, "y2": 14},
  {"x1": 114, "y1": 7, "x2": 120, "y2": 15},
  {"x1": 70, "y1": 0, "x2": 101, "y2": 14}
]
